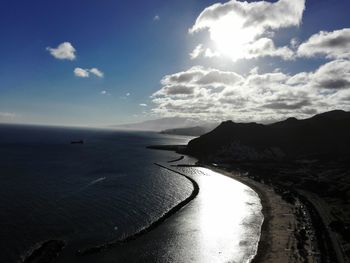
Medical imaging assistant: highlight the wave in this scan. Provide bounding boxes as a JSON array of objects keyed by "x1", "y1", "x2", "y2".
[{"x1": 87, "y1": 177, "x2": 106, "y2": 186}]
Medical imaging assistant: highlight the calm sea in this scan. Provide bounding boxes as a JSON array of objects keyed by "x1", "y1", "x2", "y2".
[{"x1": 0, "y1": 124, "x2": 194, "y2": 262}]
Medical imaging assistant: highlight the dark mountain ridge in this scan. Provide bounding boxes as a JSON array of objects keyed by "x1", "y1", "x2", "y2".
[{"x1": 186, "y1": 110, "x2": 350, "y2": 161}]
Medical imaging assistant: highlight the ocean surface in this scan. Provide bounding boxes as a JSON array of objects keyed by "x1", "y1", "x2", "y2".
[{"x1": 0, "y1": 124, "x2": 263, "y2": 263}]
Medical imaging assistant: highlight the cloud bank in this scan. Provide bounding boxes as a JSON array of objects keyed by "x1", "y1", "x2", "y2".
[{"x1": 151, "y1": 60, "x2": 350, "y2": 122}]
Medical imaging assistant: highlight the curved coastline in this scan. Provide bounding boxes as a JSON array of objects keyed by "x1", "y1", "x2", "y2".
[
  {"x1": 20, "y1": 146, "x2": 329, "y2": 262},
  {"x1": 167, "y1": 155, "x2": 184, "y2": 163},
  {"x1": 23, "y1": 158, "x2": 265, "y2": 263},
  {"x1": 77, "y1": 162, "x2": 200, "y2": 256},
  {"x1": 22, "y1": 156, "x2": 266, "y2": 263}
]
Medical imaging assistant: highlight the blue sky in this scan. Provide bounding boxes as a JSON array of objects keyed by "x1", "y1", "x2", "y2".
[{"x1": 0, "y1": 0, "x2": 350, "y2": 126}]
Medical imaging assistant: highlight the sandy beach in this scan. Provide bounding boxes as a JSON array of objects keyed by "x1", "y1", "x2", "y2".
[{"x1": 206, "y1": 165, "x2": 320, "y2": 263}]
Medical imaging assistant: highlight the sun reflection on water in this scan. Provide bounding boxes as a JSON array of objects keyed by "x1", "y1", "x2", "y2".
[{"x1": 191, "y1": 167, "x2": 263, "y2": 263}]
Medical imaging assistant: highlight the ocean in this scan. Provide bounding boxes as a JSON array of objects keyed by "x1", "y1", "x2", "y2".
[{"x1": 0, "y1": 124, "x2": 263, "y2": 263}]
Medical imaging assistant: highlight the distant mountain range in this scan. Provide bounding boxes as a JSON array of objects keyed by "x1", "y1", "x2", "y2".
[
  {"x1": 160, "y1": 123, "x2": 218, "y2": 136},
  {"x1": 111, "y1": 117, "x2": 210, "y2": 132},
  {"x1": 186, "y1": 110, "x2": 350, "y2": 161}
]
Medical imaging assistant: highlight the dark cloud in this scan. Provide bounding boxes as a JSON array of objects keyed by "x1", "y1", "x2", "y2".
[
  {"x1": 263, "y1": 100, "x2": 311, "y2": 110},
  {"x1": 317, "y1": 79, "x2": 350, "y2": 89},
  {"x1": 167, "y1": 71, "x2": 202, "y2": 84},
  {"x1": 164, "y1": 85, "x2": 195, "y2": 95},
  {"x1": 196, "y1": 70, "x2": 242, "y2": 85}
]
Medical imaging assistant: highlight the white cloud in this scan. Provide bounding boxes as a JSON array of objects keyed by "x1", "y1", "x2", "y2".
[
  {"x1": 249, "y1": 67, "x2": 259, "y2": 75},
  {"x1": 151, "y1": 60, "x2": 350, "y2": 122},
  {"x1": 101, "y1": 90, "x2": 107, "y2": 95},
  {"x1": 239, "y1": 37, "x2": 294, "y2": 60},
  {"x1": 190, "y1": 44, "x2": 220, "y2": 59},
  {"x1": 90, "y1": 68, "x2": 104, "y2": 78},
  {"x1": 74, "y1": 67, "x2": 104, "y2": 78},
  {"x1": 47, "y1": 42, "x2": 76, "y2": 60},
  {"x1": 190, "y1": 0, "x2": 305, "y2": 34},
  {"x1": 298, "y1": 28, "x2": 350, "y2": 59},
  {"x1": 126, "y1": 93, "x2": 130, "y2": 96},
  {"x1": 74, "y1": 68, "x2": 89, "y2": 78},
  {"x1": 190, "y1": 44, "x2": 205, "y2": 59},
  {"x1": 310, "y1": 59, "x2": 350, "y2": 89},
  {"x1": 139, "y1": 103, "x2": 148, "y2": 107},
  {"x1": 153, "y1": 15, "x2": 160, "y2": 21},
  {"x1": 189, "y1": 0, "x2": 305, "y2": 61}
]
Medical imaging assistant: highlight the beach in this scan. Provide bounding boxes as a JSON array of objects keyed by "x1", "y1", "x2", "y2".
[{"x1": 206, "y1": 165, "x2": 320, "y2": 263}]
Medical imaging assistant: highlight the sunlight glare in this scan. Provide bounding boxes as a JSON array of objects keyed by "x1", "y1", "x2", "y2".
[{"x1": 210, "y1": 15, "x2": 259, "y2": 60}]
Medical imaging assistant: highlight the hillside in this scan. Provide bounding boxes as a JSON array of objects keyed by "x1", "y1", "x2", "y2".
[{"x1": 186, "y1": 110, "x2": 350, "y2": 161}]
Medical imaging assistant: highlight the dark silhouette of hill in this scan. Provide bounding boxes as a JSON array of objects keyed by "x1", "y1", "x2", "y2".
[{"x1": 186, "y1": 110, "x2": 350, "y2": 160}]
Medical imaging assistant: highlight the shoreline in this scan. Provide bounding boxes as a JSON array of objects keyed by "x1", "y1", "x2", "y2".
[
  {"x1": 148, "y1": 146, "x2": 271, "y2": 262},
  {"x1": 201, "y1": 163, "x2": 320, "y2": 263},
  {"x1": 22, "y1": 148, "x2": 318, "y2": 263},
  {"x1": 71, "y1": 158, "x2": 266, "y2": 262}
]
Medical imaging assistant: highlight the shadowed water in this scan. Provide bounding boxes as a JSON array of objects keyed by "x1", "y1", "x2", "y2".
[{"x1": 0, "y1": 124, "x2": 193, "y2": 262}]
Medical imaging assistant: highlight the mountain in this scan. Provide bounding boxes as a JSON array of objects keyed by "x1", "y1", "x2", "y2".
[
  {"x1": 186, "y1": 110, "x2": 350, "y2": 161},
  {"x1": 111, "y1": 117, "x2": 207, "y2": 132},
  {"x1": 160, "y1": 123, "x2": 218, "y2": 136}
]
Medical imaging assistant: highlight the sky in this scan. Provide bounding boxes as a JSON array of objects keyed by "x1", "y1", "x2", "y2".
[{"x1": 0, "y1": 0, "x2": 349, "y2": 126}]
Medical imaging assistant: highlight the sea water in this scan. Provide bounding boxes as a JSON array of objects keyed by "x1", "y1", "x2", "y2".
[{"x1": 0, "y1": 124, "x2": 263, "y2": 262}]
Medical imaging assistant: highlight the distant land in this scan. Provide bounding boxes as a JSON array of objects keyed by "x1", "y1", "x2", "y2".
[
  {"x1": 111, "y1": 117, "x2": 211, "y2": 132},
  {"x1": 160, "y1": 123, "x2": 218, "y2": 136}
]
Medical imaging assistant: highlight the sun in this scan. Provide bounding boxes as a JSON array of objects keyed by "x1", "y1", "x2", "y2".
[{"x1": 209, "y1": 15, "x2": 259, "y2": 60}]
